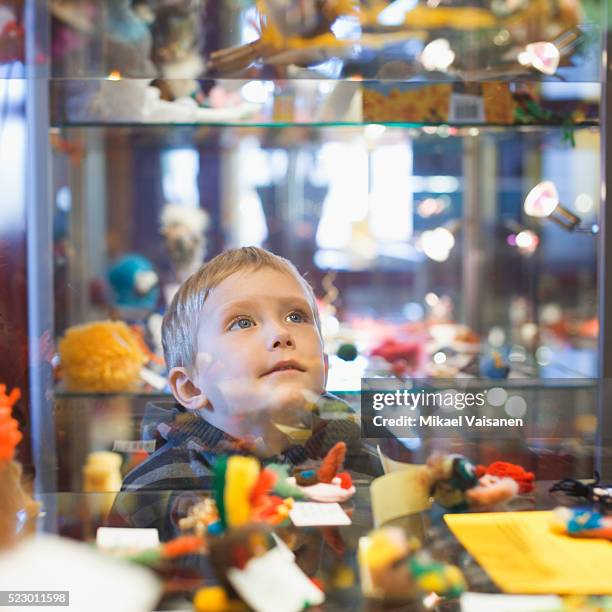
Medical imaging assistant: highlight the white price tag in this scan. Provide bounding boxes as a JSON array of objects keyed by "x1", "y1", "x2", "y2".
[
  {"x1": 227, "y1": 547, "x2": 324, "y2": 612},
  {"x1": 96, "y1": 527, "x2": 159, "y2": 552},
  {"x1": 289, "y1": 502, "x2": 351, "y2": 527},
  {"x1": 449, "y1": 94, "x2": 485, "y2": 124},
  {"x1": 112, "y1": 440, "x2": 156, "y2": 453}
]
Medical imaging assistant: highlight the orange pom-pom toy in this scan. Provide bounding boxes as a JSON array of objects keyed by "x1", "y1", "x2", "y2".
[{"x1": 0, "y1": 386, "x2": 22, "y2": 462}]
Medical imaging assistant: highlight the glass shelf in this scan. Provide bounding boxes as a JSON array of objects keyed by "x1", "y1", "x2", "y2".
[{"x1": 48, "y1": 78, "x2": 599, "y2": 127}]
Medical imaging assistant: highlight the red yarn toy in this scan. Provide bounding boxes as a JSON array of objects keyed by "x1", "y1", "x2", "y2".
[
  {"x1": 0, "y1": 386, "x2": 22, "y2": 463},
  {"x1": 476, "y1": 461, "x2": 535, "y2": 494}
]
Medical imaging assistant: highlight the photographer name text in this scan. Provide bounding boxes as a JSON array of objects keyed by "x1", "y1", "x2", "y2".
[{"x1": 371, "y1": 414, "x2": 523, "y2": 428}]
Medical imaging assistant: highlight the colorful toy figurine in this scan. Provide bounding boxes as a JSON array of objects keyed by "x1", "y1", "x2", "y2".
[
  {"x1": 551, "y1": 507, "x2": 612, "y2": 540},
  {"x1": 288, "y1": 442, "x2": 356, "y2": 503},
  {"x1": 427, "y1": 453, "x2": 521, "y2": 511},
  {"x1": 480, "y1": 350, "x2": 510, "y2": 379},
  {"x1": 212, "y1": 455, "x2": 295, "y2": 531},
  {"x1": 359, "y1": 526, "x2": 466, "y2": 601},
  {"x1": 477, "y1": 461, "x2": 535, "y2": 494}
]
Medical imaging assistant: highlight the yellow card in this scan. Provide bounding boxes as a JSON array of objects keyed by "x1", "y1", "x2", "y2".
[{"x1": 445, "y1": 511, "x2": 612, "y2": 594}]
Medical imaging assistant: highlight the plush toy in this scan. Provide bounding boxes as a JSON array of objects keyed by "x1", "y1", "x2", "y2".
[
  {"x1": 427, "y1": 453, "x2": 521, "y2": 511},
  {"x1": 476, "y1": 461, "x2": 535, "y2": 494},
  {"x1": 0, "y1": 385, "x2": 40, "y2": 551},
  {"x1": 108, "y1": 254, "x2": 160, "y2": 314},
  {"x1": 480, "y1": 350, "x2": 510, "y2": 379},
  {"x1": 336, "y1": 343, "x2": 358, "y2": 362},
  {"x1": 58, "y1": 320, "x2": 148, "y2": 392},
  {"x1": 160, "y1": 204, "x2": 209, "y2": 285},
  {"x1": 211, "y1": 456, "x2": 295, "y2": 532},
  {"x1": 288, "y1": 442, "x2": 356, "y2": 503},
  {"x1": 359, "y1": 526, "x2": 466, "y2": 601},
  {"x1": 551, "y1": 507, "x2": 612, "y2": 540},
  {"x1": 82, "y1": 451, "x2": 122, "y2": 493},
  {"x1": 147, "y1": 1, "x2": 206, "y2": 103}
]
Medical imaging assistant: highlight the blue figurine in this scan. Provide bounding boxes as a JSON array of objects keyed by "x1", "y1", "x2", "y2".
[
  {"x1": 108, "y1": 254, "x2": 160, "y2": 315},
  {"x1": 480, "y1": 350, "x2": 510, "y2": 379}
]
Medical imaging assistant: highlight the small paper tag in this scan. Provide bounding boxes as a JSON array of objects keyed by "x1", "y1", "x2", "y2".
[
  {"x1": 227, "y1": 547, "x2": 324, "y2": 612},
  {"x1": 289, "y1": 502, "x2": 351, "y2": 527},
  {"x1": 460, "y1": 593, "x2": 563, "y2": 612},
  {"x1": 96, "y1": 527, "x2": 159, "y2": 552},
  {"x1": 449, "y1": 94, "x2": 485, "y2": 123},
  {"x1": 112, "y1": 440, "x2": 156, "y2": 453}
]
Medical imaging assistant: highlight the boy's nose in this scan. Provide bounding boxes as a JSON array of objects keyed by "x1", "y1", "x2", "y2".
[{"x1": 268, "y1": 327, "x2": 295, "y2": 350}]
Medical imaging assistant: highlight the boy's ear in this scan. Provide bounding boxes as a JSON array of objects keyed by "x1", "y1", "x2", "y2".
[{"x1": 168, "y1": 367, "x2": 210, "y2": 411}]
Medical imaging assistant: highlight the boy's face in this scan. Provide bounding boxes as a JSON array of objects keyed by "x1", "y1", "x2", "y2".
[{"x1": 191, "y1": 267, "x2": 326, "y2": 422}]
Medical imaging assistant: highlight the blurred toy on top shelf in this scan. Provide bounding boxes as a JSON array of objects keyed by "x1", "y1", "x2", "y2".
[
  {"x1": 207, "y1": 0, "x2": 595, "y2": 79},
  {"x1": 0, "y1": 0, "x2": 24, "y2": 65},
  {"x1": 208, "y1": 0, "x2": 360, "y2": 74},
  {"x1": 146, "y1": 0, "x2": 206, "y2": 103},
  {"x1": 51, "y1": 0, "x2": 157, "y2": 77}
]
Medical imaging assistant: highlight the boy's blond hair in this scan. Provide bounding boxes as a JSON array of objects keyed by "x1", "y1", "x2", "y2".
[{"x1": 162, "y1": 246, "x2": 321, "y2": 372}]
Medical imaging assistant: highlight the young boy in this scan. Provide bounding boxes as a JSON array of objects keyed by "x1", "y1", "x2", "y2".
[{"x1": 111, "y1": 247, "x2": 377, "y2": 534}]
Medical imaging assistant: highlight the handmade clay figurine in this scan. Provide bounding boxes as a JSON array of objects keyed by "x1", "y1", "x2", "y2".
[
  {"x1": 288, "y1": 441, "x2": 356, "y2": 503},
  {"x1": 551, "y1": 507, "x2": 612, "y2": 540}
]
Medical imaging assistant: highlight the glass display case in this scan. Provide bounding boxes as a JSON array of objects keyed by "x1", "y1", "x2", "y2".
[
  {"x1": 2, "y1": 0, "x2": 612, "y2": 609},
  {"x1": 17, "y1": 0, "x2": 612, "y2": 496}
]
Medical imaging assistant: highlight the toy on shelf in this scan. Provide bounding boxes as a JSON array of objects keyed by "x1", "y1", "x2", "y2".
[
  {"x1": 370, "y1": 338, "x2": 423, "y2": 377},
  {"x1": 551, "y1": 507, "x2": 612, "y2": 540},
  {"x1": 147, "y1": 0, "x2": 205, "y2": 103},
  {"x1": 208, "y1": 0, "x2": 358, "y2": 74},
  {"x1": 427, "y1": 453, "x2": 521, "y2": 511},
  {"x1": 193, "y1": 585, "x2": 245, "y2": 612},
  {"x1": 124, "y1": 534, "x2": 208, "y2": 565},
  {"x1": 336, "y1": 342, "x2": 358, "y2": 362},
  {"x1": 108, "y1": 254, "x2": 160, "y2": 319},
  {"x1": 58, "y1": 320, "x2": 148, "y2": 392},
  {"x1": 480, "y1": 350, "x2": 510, "y2": 379},
  {"x1": 208, "y1": 523, "x2": 325, "y2": 612},
  {"x1": 288, "y1": 441, "x2": 356, "y2": 503},
  {"x1": 160, "y1": 204, "x2": 209, "y2": 304},
  {"x1": 476, "y1": 461, "x2": 535, "y2": 494},
  {"x1": 0, "y1": 2, "x2": 25, "y2": 65},
  {"x1": 83, "y1": 451, "x2": 123, "y2": 493},
  {"x1": 550, "y1": 472, "x2": 612, "y2": 513},
  {"x1": 0, "y1": 385, "x2": 40, "y2": 551},
  {"x1": 212, "y1": 455, "x2": 296, "y2": 531},
  {"x1": 358, "y1": 526, "x2": 466, "y2": 602}
]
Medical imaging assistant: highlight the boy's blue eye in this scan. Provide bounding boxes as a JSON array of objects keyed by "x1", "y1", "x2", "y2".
[
  {"x1": 286, "y1": 311, "x2": 307, "y2": 323},
  {"x1": 229, "y1": 317, "x2": 254, "y2": 330}
]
